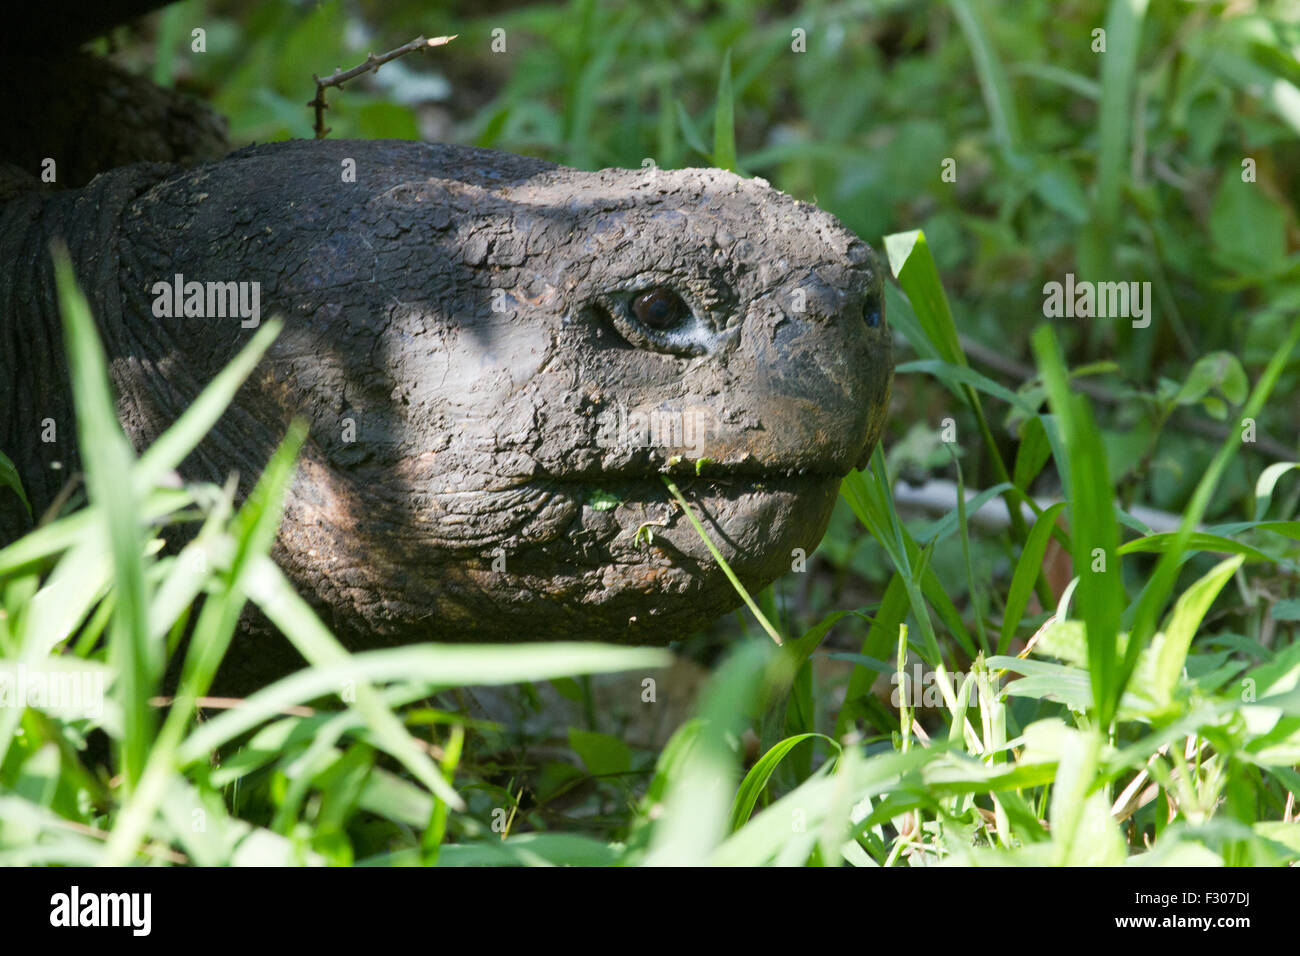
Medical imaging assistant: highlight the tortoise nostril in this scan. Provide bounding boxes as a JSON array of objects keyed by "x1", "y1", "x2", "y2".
[{"x1": 862, "y1": 297, "x2": 881, "y2": 329}]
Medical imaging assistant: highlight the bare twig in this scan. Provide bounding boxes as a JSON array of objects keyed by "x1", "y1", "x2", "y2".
[
  {"x1": 54, "y1": 817, "x2": 189, "y2": 865},
  {"x1": 150, "y1": 695, "x2": 315, "y2": 718},
  {"x1": 309, "y1": 34, "x2": 457, "y2": 139},
  {"x1": 893, "y1": 477, "x2": 1190, "y2": 534}
]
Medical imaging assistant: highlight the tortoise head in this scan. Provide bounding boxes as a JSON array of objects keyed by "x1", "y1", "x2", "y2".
[{"x1": 111, "y1": 140, "x2": 892, "y2": 644}]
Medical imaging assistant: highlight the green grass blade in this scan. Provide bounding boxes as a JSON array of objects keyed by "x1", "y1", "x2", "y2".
[
  {"x1": 1255, "y1": 462, "x2": 1300, "y2": 519},
  {"x1": 952, "y1": 455, "x2": 990, "y2": 655},
  {"x1": 675, "y1": 98, "x2": 710, "y2": 157},
  {"x1": 729, "y1": 733, "x2": 840, "y2": 832},
  {"x1": 835, "y1": 572, "x2": 910, "y2": 736},
  {"x1": 884, "y1": 230, "x2": 1037, "y2": 567},
  {"x1": 896, "y1": 359, "x2": 1039, "y2": 415},
  {"x1": 662, "y1": 475, "x2": 783, "y2": 645},
  {"x1": 52, "y1": 246, "x2": 154, "y2": 788},
  {"x1": 948, "y1": 0, "x2": 1023, "y2": 154},
  {"x1": 181, "y1": 598, "x2": 672, "y2": 766},
  {"x1": 1151, "y1": 555, "x2": 1244, "y2": 704},
  {"x1": 644, "y1": 640, "x2": 771, "y2": 865},
  {"x1": 1117, "y1": 532, "x2": 1271, "y2": 562},
  {"x1": 884, "y1": 231, "x2": 966, "y2": 367},
  {"x1": 841, "y1": 453, "x2": 974, "y2": 663},
  {"x1": 1012, "y1": 416, "x2": 1054, "y2": 492},
  {"x1": 1032, "y1": 325, "x2": 1125, "y2": 728},
  {"x1": 103, "y1": 423, "x2": 308, "y2": 864},
  {"x1": 713, "y1": 48, "x2": 738, "y2": 172},
  {"x1": 1094, "y1": 0, "x2": 1150, "y2": 229},
  {"x1": 1000, "y1": 502, "x2": 1067, "y2": 655},
  {"x1": 0, "y1": 450, "x2": 31, "y2": 519}
]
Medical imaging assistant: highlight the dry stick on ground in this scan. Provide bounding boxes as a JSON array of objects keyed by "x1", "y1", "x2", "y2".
[
  {"x1": 309, "y1": 34, "x2": 457, "y2": 139},
  {"x1": 149, "y1": 695, "x2": 314, "y2": 719}
]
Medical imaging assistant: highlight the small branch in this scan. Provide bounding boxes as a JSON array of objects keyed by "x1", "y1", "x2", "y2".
[
  {"x1": 150, "y1": 695, "x2": 315, "y2": 718},
  {"x1": 893, "y1": 476, "x2": 1191, "y2": 534},
  {"x1": 309, "y1": 34, "x2": 457, "y2": 139}
]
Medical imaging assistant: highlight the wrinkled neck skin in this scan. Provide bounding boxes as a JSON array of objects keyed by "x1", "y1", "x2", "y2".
[{"x1": 0, "y1": 164, "x2": 178, "y2": 542}]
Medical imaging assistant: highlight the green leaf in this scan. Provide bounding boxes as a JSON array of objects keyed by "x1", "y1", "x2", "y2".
[
  {"x1": 835, "y1": 573, "x2": 910, "y2": 736},
  {"x1": 1032, "y1": 161, "x2": 1089, "y2": 223},
  {"x1": 884, "y1": 231, "x2": 965, "y2": 368},
  {"x1": 1127, "y1": 318, "x2": 1300, "y2": 714},
  {"x1": 0, "y1": 450, "x2": 31, "y2": 519},
  {"x1": 1151, "y1": 555, "x2": 1244, "y2": 704},
  {"x1": 1013, "y1": 415, "x2": 1053, "y2": 492},
  {"x1": 1255, "y1": 462, "x2": 1300, "y2": 519},
  {"x1": 729, "y1": 733, "x2": 839, "y2": 832},
  {"x1": 569, "y1": 728, "x2": 633, "y2": 777},
  {"x1": 1049, "y1": 727, "x2": 1125, "y2": 865},
  {"x1": 1117, "y1": 532, "x2": 1271, "y2": 562},
  {"x1": 675, "y1": 99, "x2": 709, "y2": 158},
  {"x1": 1272, "y1": 599, "x2": 1300, "y2": 622},
  {"x1": 53, "y1": 246, "x2": 155, "y2": 787},
  {"x1": 916, "y1": 481, "x2": 1014, "y2": 544},
  {"x1": 586, "y1": 489, "x2": 620, "y2": 511},
  {"x1": 883, "y1": 282, "x2": 939, "y2": 362},
  {"x1": 1174, "y1": 351, "x2": 1249, "y2": 408},
  {"x1": 885, "y1": 229, "x2": 1032, "y2": 553},
  {"x1": 1210, "y1": 173, "x2": 1288, "y2": 273},
  {"x1": 644, "y1": 640, "x2": 772, "y2": 865},
  {"x1": 435, "y1": 833, "x2": 621, "y2": 867},
  {"x1": 1094, "y1": 0, "x2": 1149, "y2": 231},
  {"x1": 104, "y1": 423, "x2": 309, "y2": 865},
  {"x1": 178, "y1": 639, "x2": 670, "y2": 765},
  {"x1": 1000, "y1": 503, "x2": 1066, "y2": 655},
  {"x1": 996, "y1": 657, "x2": 1096, "y2": 711},
  {"x1": 1033, "y1": 325, "x2": 1126, "y2": 727},
  {"x1": 896, "y1": 360, "x2": 1038, "y2": 415}
]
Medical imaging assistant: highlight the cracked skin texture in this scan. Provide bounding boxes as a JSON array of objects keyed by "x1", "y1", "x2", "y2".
[{"x1": 0, "y1": 138, "x2": 890, "y2": 677}]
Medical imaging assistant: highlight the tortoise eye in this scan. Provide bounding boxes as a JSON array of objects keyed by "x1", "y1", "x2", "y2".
[{"x1": 631, "y1": 287, "x2": 688, "y2": 330}]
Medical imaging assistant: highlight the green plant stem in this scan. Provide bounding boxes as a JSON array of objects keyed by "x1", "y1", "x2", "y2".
[{"x1": 661, "y1": 476, "x2": 783, "y2": 646}]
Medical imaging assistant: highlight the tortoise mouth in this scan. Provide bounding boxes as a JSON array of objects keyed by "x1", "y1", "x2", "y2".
[
  {"x1": 538, "y1": 466, "x2": 849, "y2": 519},
  {"x1": 547, "y1": 468, "x2": 843, "y2": 498},
  {"x1": 540, "y1": 457, "x2": 858, "y2": 489},
  {"x1": 546, "y1": 470, "x2": 844, "y2": 566}
]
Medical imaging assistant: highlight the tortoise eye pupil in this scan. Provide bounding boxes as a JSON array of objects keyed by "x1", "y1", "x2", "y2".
[{"x1": 632, "y1": 288, "x2": 687, "y2": 330}]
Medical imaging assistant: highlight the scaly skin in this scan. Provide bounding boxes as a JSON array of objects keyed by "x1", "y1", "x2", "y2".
[{"x1": 1, "y1": 138, "x2": 890, "y2": 681}]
